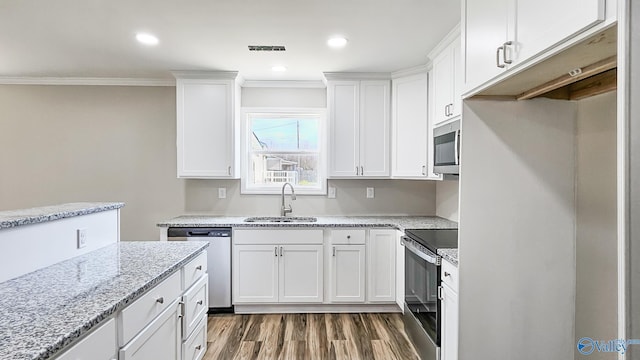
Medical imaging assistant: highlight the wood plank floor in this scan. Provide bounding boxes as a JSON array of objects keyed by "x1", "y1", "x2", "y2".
[{"x1": 204, "y1": 313, "x2": 420, "y2": 360}]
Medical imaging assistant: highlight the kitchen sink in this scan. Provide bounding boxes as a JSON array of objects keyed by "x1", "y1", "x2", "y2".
[{"x1": 243, "y1": 216, "x2": 318, "y2": 223}]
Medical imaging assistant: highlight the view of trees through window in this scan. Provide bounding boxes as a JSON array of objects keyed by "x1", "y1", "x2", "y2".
[{"x1": 247, "y1": 114, "x2": 322, "y2": 191}]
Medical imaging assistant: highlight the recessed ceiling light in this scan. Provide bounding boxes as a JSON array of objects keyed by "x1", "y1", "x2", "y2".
[
  {"x1": 272, "y1": 66, "x2": 287, "y2": 72},
  {"x1": 136, "y1": 33, "x2": 159, "y2": 46},
  {"x1": 327, "y1": 36, "x2": 348, "y2": 48}
]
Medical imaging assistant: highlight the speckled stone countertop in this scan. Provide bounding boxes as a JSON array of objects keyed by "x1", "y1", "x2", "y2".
[
  {"x1": 0, "y1": 241, "x2": 208, "y2": 360},
  {"x1": 158, "y1": 215, "x2": 458, "y2": 232},
  {"x1": 0, "y1": 202, "x2": 124, "y2": 230},
  {"x1": 438, "y1": 248, "x2": 459, "y2": 266}
]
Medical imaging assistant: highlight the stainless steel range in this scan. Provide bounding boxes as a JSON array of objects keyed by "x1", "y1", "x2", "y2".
[{"x1": 401, "y1": 228, "x2": 458, "y2": 360}]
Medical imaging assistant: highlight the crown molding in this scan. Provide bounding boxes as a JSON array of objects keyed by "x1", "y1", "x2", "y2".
[
  {"x1": 241, "y1": 80, "x2": 326, "y2": 88},
  {"x1": 322, "y1": 72, "x2": 392, "y2": 81},
  {"x1": 392, "y1": 64, "x2": 431, "y2": 79},
  {"x1": 427, "y1": 22, "x2": 462, "y2": 61},
  {"x1": 171, "y1": 70, "x2": 239, "y2": 80},
  {"x1": 0, "y1": 77, "x2": 175, "y2": 86}
]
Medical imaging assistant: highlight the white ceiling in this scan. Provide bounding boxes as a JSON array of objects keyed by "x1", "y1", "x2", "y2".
[{"x1": 0, "y1": 0, "x2": 460, "y2": 81}]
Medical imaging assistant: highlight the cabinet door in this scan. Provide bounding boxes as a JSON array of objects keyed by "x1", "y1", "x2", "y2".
[
  {"x1": 233, "y1": 245, "x2": 278, "y2": 303},
  {"x1": 441, "y1": 283, "x2": 459, "y2": 360},
  {"x1": 329, "y1": 245, "x2": 366, "y2": 302},
  {"x1": 57, "y1": 319, "x2": 117, "y2": 360},
  {"x1": 328, "y1": 81, "x2": 360, "y2": 177},
  {"x1": 391, "y1": 73, "x2": 428, "y2": 178},
  {"x1": 462, "y1": 0, "x2": 510, "y2": 93},
  {"x1": 450, "y1": 36, "x2": 463, "y2": 118},
  {"x1": 513, "y1": 0, "x2": 604, "y2": 64},
  {"x1": 119, "y1": 301, "x2": 181, "y2": 360},
  {"x1": 367, "y1": 230, "x2": 396, "y2": 302},
  {"x1": 279, "y1": 245, "x2": 324, "y2": 303},
  {"x1": 177, "y1": 79, "x2": 235, "y2": 178},
  {"x1": 432, "y1": 47, "x2": 454, "y2": 126},
  {"x1": 359, "y1": 80, "x2": 390, "y2": 177}
]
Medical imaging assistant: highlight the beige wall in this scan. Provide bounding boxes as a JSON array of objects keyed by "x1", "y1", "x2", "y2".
[
  {"x1": 435, "y1": 179, "x2": 459, "y2": 221},
  {"x1": 575, "y1": 91, "x2": 617, "y2": 359},
  {"x1": 0, "y1": 85, "x2": 436, "y2": 240}
]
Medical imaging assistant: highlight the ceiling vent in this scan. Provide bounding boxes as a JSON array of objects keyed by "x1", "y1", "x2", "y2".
[{"x1": 248, "y1": 45, "x2": 286, "y2": 52}]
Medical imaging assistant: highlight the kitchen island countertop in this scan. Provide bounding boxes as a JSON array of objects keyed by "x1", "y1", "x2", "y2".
[
  {"x1": 0, "y1": 202, "x2": 124, "y2": 230},
  {"x1": 0, "y1": 241, "x2": 208, "y2": 360}
]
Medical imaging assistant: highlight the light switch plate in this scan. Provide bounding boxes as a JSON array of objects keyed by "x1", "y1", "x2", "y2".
[
  {"x1": 77, "y1": 228, "x2": 87, "y2": 249},
  {"x1": 218, "y1": 188, "x2": 227, "y2": 199},
  {"x1": 366, "y1": 187, "x2": 375, "y2": 199},
  {"x1": 328, "y1": 187, "x2": 336, "y2": 199}
]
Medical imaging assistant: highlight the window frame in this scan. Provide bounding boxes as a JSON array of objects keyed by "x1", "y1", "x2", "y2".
[{"x1": 240, "y1": 107, "x2": 327, "y2": 195}]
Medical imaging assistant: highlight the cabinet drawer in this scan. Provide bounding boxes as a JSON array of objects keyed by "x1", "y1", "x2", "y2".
[
  {"x1": 119, "y1": 300, "x2": 181, "y2": 360},
  {"x1": 234, "y1": 229, "x2": 323, "y2": 245},
  {"x1": 57, "y1": 318, "x2": 116, "y2": 360},
  {"x1": 183, "y1": 316, "x2": 207, "y2": 360},
  {"x1": 183, "y1": 274, "x2": 208, "y2": 339},
  {"x1": 441, "y1": 259, "x2": 458, "y2": 292},
  {"x1": 183, "y1": 251, "x2": 208, "y2": 290},
  {"x1": 119, "y1": 270, "x2": 182, "y2": 346},
  {"x1": 330, "y1": 229, "x2": 365, "y2": 244}
]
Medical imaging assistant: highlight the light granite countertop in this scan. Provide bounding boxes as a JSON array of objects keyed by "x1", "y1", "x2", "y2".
[
  {"x1": 438, "y1": 248, "x2": 459, "y2": 266},
  {"x1": 158, "y1": 215, "x2": 458, "y2": 232},
  {"x1": 0, "y1": 241, "x2": 208, "y2": 360},
  {"x1": 0, "y1": 202, "x2": 124, "y2": 230}
]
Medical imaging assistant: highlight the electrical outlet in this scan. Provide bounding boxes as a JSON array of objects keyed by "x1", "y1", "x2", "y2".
[
  {"x1": 77, "y1": 228, "x2": 87, "y2": 249},
  {"x1": 328, "y1": 186, "x2": 336, "y2": 199},
  {"x1": 218, "y1": 188, "x2": 227, "y2": 199},
  {"x1": 366, "y1": 187, "x2": 375, "y2": 199}
]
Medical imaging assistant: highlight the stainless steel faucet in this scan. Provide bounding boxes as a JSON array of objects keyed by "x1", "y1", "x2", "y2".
[{"x1": 281, "y1": 182, "x2": 296, "y2": 217}]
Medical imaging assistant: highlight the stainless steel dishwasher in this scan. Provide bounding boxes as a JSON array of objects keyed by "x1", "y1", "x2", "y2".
[{"x1": 167, "y1": 227, "x2": 233, "y2": 313}]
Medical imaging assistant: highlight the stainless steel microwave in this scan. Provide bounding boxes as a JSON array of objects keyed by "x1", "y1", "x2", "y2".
[{"x1": 433, "y1": 120, "x2": 460, "y2": 175}]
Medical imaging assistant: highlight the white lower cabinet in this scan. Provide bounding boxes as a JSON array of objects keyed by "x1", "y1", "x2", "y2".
[
  {"x1": 367, "y1": 229, "x2": 397, "y2": 302},
  {"x1": 56, "y1": 318, "x2": 117, "y2": 360},
  {"x1": 183, "y1": 316, "x2": 207, "y2": 360},
  {"x1": 440, "y1": 259, "x2": 459, "y2": 360},
  {"x1": 233, "y1": 243, "x2": 323, "y2": 304},
  {"x1": 329, "y1": 244, "x2": 366, "y2": 302},
  {"x1": 119, "y1": 300, "x2": 182, "y2": 360}
]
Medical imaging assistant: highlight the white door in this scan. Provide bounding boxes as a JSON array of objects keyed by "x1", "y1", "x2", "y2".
[
  {"x1": 279, "y1": 245, "x2": 324, "y2": 303},
  {"x1": 432, "y1": 47, "x2": 454, "y2": 126},
  {"x1": 119, "y1": 301, "x2": 182, "y2": 360},
  {"x1": 513, "y1": 0, "x2": 604, "y2": 65},
  {"x1": 367, "y1": 230, "x2": 396, "y2": 303},
  {"x1": 177, "y1": 79, "x2": 234, "y2": 178},
  {"x1": 391, "y1": 73, "x2": 428, "y2": 178},
  {"x1": 462, "y1": 0, "x2": 510, "y2": 93},
  {"x1": 441, "y1": 283, "x2": 459, "y2": 360},
  {"x1": 359, "y1": 80, "x2": 390, "y2": 177},
  {"x1": 330, "y1": 245, "x2": 366, "y2": 303},
  {"x1": 233, "y1": 245, "x2": 278, "y2": 303},
  {"x1": 328, "y1": 81, "x2": 360, "y2": 177}
]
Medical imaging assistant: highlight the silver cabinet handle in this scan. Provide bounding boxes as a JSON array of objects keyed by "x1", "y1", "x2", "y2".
[
  {"x1": 280, "y1": 246, "x2": 283, "y2": 257},
  {"x1": 422, "y1": 165, "x2": 426, "y2": 176},
  {"x1": 356, "y1": 166, "x2": 359, "y2": 176},
  {"x1": 195, "y1": 345, "x2": 202, "y2": 350},
  {"x1": 275, "y1": 246, "x2": 278, "y2": 257},
  {"x1": 197, "y1": 300, "x2": 203, "y2": 305},
  {"x1": 228, "y1": 166, "x2": 231, "y2": 175},
  {"x1": 347, "y1": 235, "x2": 351, "y2": 239},
  {"x1": 156, "y1": 297, "x2": 164, "y2": 304},
  {"x1": 196, "y1": 265, "x2": 202, "y2": 270},
  {"x1": 503, "y1": 41, "x2": 513, "y2": 65},
  {"x1": 496, "y1": 45, "x2": 505, "y2": 68},
  {"x1": 454, "y1": 129, "x2": 460, "y2": 166},
  {"x1": 444, "y1": 272, "x2": 451, "y2": 277},
  {"x1": 360, "y1": 166, "x2": 364, "y2": 176},
  {"x1": 333, "y1": 246, "x2": 336, "y2": 257},
  {"x1": 438, "y1": 285, "x2": 443, "y2": 300}
]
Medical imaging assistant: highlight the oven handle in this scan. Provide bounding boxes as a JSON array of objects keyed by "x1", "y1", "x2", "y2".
[
  {"x1": 454, "y1": 129, "x2": 460, "y2": 166},
  {"x1": 401, "y1": 236, "x2": 440, "y2": 265}
]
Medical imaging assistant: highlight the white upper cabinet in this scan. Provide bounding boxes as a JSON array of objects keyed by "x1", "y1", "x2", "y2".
[
  {"x1": 432, "y1": 35, "x2": 462, "y2": 126},
  {"x1": 174, "y1": 72, "x2": 240, "y2": 178},
  {"x1": 391, "y1": 71, "x2": 429, "y2": 179},
  {"x1": 463, "y1": 0, "x2": 605, "y2": 93},
  {"x1": 326, "y1": 75, "x2": 390, "y2": 178}
]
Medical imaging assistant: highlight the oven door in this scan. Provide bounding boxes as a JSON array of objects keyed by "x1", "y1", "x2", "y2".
[{"x1": 402, "y1": 236, "x2": 442, "y2": 349}]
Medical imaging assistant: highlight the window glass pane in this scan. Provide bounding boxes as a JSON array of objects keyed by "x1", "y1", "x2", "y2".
[
  {"x1": 251, "y1": 118, "x2": 319, "y2": 151},
  {"x1": 250, "y1": 153, "x2": 319, "y2": 187}
]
